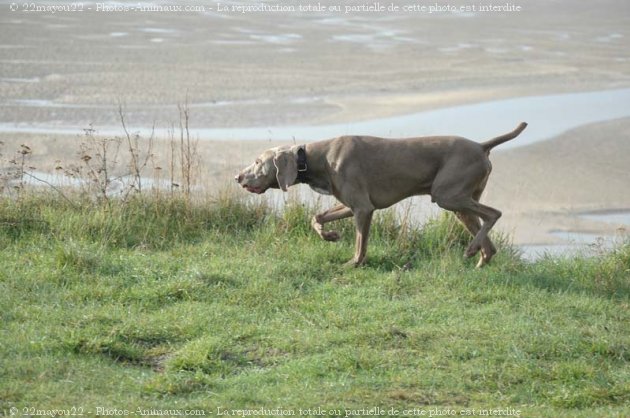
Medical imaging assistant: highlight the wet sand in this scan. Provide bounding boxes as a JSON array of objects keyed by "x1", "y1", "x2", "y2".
[
  {"x1": 487, "y1": 117, "x2": 630, "y2": 245},
  {"x1": 1, "y1": 0, "x2": 630, "y2": 251},
  {"x1": 2, "y1": 0, "x2": 630, "y2": 127}
]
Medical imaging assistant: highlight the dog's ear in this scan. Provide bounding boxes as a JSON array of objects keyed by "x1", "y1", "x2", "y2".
[{"x1": 273, "y1": 150, "x2": 298, "y2": 192}]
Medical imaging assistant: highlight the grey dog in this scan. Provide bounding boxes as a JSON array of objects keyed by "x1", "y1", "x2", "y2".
[{"x1": 236, "y1": 122, "x2": 527, "y2": 267}]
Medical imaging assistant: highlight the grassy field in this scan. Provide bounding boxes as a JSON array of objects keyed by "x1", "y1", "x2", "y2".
[{"x1": 1, "y1": 194, "x2": 628, "y2": 417}]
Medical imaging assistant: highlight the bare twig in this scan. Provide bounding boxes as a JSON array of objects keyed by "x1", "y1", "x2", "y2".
[
  {"x1": 118, "y1": 102, "x2": 141, "y2": 194},
  {"x1": 23, "y1": 172, "x2": 79, "y2": 208},
  {"x1": 168, "y1": 123, "x2": 178, "y2": 195},
  {"x1": 117, "y1": 102, "x2": 155, "y2": 197},
  {"x1": 8, "y1": 144, "x2": 33, "y2": 198},
  {"x1": 177, "y1": 96, "x2": 198, "y2": 200}
]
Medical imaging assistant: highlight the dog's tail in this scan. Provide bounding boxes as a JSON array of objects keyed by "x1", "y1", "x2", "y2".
[{"x1": 481, "y1": 122, "x2": 528, "y2": 153}]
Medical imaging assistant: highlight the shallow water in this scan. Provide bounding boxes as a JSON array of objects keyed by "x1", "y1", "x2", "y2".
[
  {"x1": 181, "y1": 88, "x2": 630, "y2": 147},
  {"x1": 132, "y1": 88, "x2": 630, "y2": 146},
  {"x1": 518, "y1": 244, "x2": 592, "y2": 261},
  {"x1": 548, "y1": 230, "x2": 612, "y2": 243},
  {"x1": 579, "y1": 210, "x2": 630, "y2": 227},
  {"x1": 2, "y1": 89, "x2": 630, "y2": 148},
  {"x1": 520, "y1": 212, "x2": 630, "y2": 261}
]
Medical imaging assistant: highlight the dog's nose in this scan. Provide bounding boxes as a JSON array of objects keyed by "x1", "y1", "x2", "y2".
[{"x1": 235, "y1": 173, "x2": 243, "y2": 183}]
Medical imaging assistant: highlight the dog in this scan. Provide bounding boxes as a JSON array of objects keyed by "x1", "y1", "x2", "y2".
[{"x1": 236, "y1": 122, "x2": 527, "y2": 267}]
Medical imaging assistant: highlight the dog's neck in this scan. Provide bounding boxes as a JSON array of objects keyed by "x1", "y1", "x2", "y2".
[{"x1": 296, "y1": 143, "x2": 333, "y2": 195}]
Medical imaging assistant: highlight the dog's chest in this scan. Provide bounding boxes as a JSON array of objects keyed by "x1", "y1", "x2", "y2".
[
  {"x1": 307, "y1": 177, "x2": 332, "y2": 195},
  {"x1": 310, "y1": 185, "x2": 332, "y2": 195}
]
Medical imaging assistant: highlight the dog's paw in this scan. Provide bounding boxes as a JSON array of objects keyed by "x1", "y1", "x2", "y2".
[
  {"x1": 344, "y1": 257, "x2": 364, "y2": 268},
  {"x1": 475, "y1": 256, "x2": 488, "y2": 268},
  {"x1": 322, "y1": 230, "x2": 340, "y2": 242},
  {"x1": 465, "y1": 242, "x2": 482, "y2": 258}
]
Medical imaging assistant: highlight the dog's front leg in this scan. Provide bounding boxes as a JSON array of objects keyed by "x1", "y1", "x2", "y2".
[
  {"x1": 311, "y1": 204, "x2": 353, "y2": 242},
  {"x1": 346, "y1": 208, "x2": 374, "y2": 267}
]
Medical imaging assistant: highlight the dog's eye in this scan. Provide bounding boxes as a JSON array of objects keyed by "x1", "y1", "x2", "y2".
[{"x1": 255, "y1": 159, "x2": 262, "y2": 165}]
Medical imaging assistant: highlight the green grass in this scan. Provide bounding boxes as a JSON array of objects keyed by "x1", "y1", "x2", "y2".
[{"x1": 1, "y1": 194, "x2": 628, "y2": 417}]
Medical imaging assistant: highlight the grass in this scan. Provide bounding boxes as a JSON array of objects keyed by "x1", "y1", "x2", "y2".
[{"x1": 0, "y1": 193, "x2": 628, "y2": 417}]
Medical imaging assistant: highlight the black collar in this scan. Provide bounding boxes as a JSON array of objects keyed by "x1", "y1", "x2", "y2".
[{"x1": 296, "y1": 146, "x2": 308, "y2": 183}]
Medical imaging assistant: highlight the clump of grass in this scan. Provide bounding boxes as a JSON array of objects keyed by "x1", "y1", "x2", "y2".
[
  {"x1": 0, "y1": 196, "x2": 51, "y2": 244},
  {"x1": 54, "y1": 240, "x2": 102, "y2": 273},
  {"x1": 0, "y1": 190, "x2": 271, "y2": 251}
]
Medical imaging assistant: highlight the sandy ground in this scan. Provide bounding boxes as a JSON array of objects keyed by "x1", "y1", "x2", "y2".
[
  {"x1": 1, "y1": 0, "x2": 630, "y2": 249},
  {"x1": 487, "y1": 117, "x2": 630, "y2": 244},
  {"x1": 2, "y1": 0, "x2": 630, "y2": 127}
]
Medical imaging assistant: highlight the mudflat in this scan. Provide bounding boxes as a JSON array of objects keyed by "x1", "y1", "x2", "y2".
[{"x1": 1, "y1": 0, "x2": 629, "y2": 250}]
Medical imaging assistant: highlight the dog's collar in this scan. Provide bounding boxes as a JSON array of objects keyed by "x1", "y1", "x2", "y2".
[{"x1": 296, "y1": 146, "x2": 308, "y2": 183}]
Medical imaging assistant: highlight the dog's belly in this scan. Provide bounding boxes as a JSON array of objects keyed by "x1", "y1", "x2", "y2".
[{"x1": 369, "y1": 185, "x2": 432, "y2": 209}]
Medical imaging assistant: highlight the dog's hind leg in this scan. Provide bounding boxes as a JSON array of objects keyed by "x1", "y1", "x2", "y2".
[
  {"x1": 455, "y1": 212, "x2": 497, "y2": 267},
  {"x1": 433, "y1": 193, "x2": 501, "y2": 265},
  {"x1": 431, "y1": 158, "x2": 501, "y2": 266},
  {"x1": 446, "y1": 200, "x2": 501, "y2": 261}
]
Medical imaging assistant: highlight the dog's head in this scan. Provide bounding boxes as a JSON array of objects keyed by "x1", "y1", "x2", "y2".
[{"x1": 235, "y1": 146, "x2": 298, "y2": 194}]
